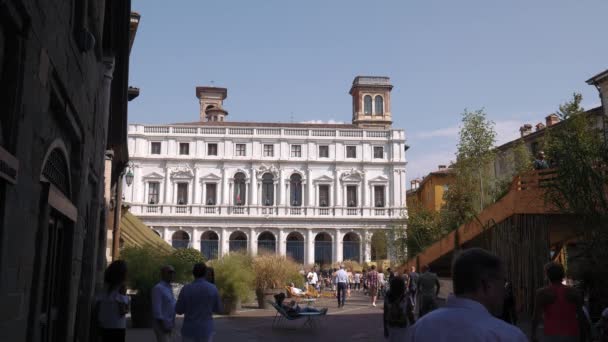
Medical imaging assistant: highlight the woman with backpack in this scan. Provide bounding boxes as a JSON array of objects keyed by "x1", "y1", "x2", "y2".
[{"x1": 383, "y1": 276, "x2": 415, "y2": 341}]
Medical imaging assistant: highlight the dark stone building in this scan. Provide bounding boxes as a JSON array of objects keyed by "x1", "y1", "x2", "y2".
[{"x1": 0, "y1": 1, "x2": 136, "y2": 341}]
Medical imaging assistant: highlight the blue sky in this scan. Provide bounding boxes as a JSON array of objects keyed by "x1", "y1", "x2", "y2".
[{"x1": 129, "y1": 0, "x2": 607, "y2": 184}]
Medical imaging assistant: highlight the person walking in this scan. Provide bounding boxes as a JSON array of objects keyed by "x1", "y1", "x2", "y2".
[
  {"x1": 96, "y1": 260, "x2": 130, "y2": 342},
  {"x1": 417, "y1": 265, "x2": 440, "y2": 317},
  {"x1": 367, "y1": 265, "x2": 380, "y2": 307},
  {"x1": 151, "y1": 265, "x2": 176, "y2": 342},
  {"x1": 531, "y1": 262, "x2": 583, "y2": 342},
  {"x1": 378, "y1": 268, "x2": 386, "y2": 299},
  {"x1": 408, "y1": 266, "x2": 419, "y2": 311},
  {"x1": 307, "y1": 268, "x2": 318, "y2": 292},
  {"x1": 406, "y1": 248, "x2": 527, "y2": 341},
  {"x1": 175, "y1": 263, "x2": 223, "y2": 342},
  {"x1": 354, "y1": 271, "x2": 361, "y2": 291},
  {"x1": 384, "y1": 276, "x2": 415, "y2": 341},
  {"x1": 335, "y1": 264, "x2": 349, "y2": 308}
]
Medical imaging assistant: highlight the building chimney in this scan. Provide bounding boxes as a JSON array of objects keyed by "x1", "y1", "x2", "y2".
[
  {"x1": 519, "y1": 124, "x2": 533, "y2": 137},
  {"x1": 438, "y1": 165, "x2": 446, "y2": 170},
  {"x1": 545, "y1": 114, "x2": 560, "y2": 127},
  {"x1": 535, "y1": 122, "x2": 545, "y2": 131}
]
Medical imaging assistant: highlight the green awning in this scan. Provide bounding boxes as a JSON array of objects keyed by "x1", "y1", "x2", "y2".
[{"x1": 120, "y1": 209, "x2": 174, "y2": 254}]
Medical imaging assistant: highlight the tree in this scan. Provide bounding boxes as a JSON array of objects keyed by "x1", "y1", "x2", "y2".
[
  {"x1": 544, "y1": 92, "x2": 608, "y2": 316},
  {"x1": 405, "y1": 205, "x2": 444, "y2": 258},
  {"x1": 442, "y1": 109, "x2": 497, "y2": 230}
]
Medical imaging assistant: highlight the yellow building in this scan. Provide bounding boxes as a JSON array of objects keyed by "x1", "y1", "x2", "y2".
[{"x1": 407, "y1": 165, "x2": 455, "y2": 212}]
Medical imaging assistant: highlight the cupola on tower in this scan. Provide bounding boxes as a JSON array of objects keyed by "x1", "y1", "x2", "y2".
[
  {"x1": 349, "y1": 76, "x2": 393, "y2": 129},
  {"x1": 196, "y1": 86, "x2": 228, "y2": 122}
]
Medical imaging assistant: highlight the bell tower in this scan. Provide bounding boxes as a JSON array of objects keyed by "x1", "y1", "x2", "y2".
[
  {"x1": 196, "y1": 86, "x2": 228, "y2": 122},
  {"x1": 349, "y1": 76, "x2": 393, "y2": 129}
]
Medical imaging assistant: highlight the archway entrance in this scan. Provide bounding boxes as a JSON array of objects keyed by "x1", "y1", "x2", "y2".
[
  {"x1": 229, "y1": 231, "x2": 247, "y2": 253},
  {"x1": 314, "y1": 232, "x2": 332, "y2": 267},
  {"x1": 171, "y1": 230, "x2": 190, "y2": 249},
  {"x1": 257, "y1": 231, "x2": 276, "y2": 254},
  {"x1": 200, "y1": 231, "x2": 219, "y2": 260},
  {"x1": 286, "y1": 232, "x2": 304, "y2": 264},
  {"x1": 371, "y1": 231, "x2": 388, "y2": 261},
  {"x1": 343, "y1": 232, "x2": 361, "y2": 262}
]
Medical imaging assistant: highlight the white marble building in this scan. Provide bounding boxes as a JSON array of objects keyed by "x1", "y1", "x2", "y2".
[{"x1": 124, "y1": 76, "x2": 408, "y2": 265}]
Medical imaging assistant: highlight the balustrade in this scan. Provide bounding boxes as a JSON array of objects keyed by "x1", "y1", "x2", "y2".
[{"x1": 131, "y1": 204, "x2": 400, "y2": 218}]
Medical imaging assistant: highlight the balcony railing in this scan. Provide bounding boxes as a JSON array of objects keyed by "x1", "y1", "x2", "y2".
[{"x1": 129, "y1": 204, "x2": 402, "y2": 218}]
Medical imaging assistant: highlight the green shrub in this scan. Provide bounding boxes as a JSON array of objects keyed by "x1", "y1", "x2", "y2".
[
  {"x1": 166, "y1": 248, "x2": 206, "y2": 283},
  {"x1": 209, "y1": 253, "x2": 254, "y2": 302},
  {"x1": 121, "y1": 244, "x2": 170, "y2": 298},
  {"x1": 253, "y1": 254, "x2": 302, "y2": 290}
]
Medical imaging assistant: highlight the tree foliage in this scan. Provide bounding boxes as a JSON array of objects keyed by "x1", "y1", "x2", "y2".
[
  {"x1": 442, "y1": 109, "x2": 497, "y2": 230},
  {"x1": 544, "y1": 93, "x2": 608, "y2": 315},
  {"x1": 405, "y1": 205, "x2": 444, "y2": 258}
]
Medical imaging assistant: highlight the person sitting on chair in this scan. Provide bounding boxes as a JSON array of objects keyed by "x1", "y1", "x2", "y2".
[{"x1": 274, "y1": 293, "x2": 327, "y2": 317}]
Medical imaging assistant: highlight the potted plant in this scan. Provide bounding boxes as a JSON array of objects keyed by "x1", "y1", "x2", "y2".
[
  {"x1": 210, "y1": 253, "x2": 254, "y2": 315},
  {"x1": 121, "y1": 245, "x2": 203, "y2": 327},
  {"x1": 252, "y1": 254, "x2": 302, "y2": 309}
]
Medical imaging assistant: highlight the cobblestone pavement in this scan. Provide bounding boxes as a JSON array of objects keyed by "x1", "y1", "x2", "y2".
[{"x1": 127, "y1": 290, "x2": 385, "y2": 342}]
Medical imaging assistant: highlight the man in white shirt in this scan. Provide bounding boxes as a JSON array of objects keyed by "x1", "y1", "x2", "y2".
[
  {"x1": 334, "y1": 265, "x2": 349, "y2": 308},
  {"x1": 151, "y1": 265, "x2": 176, "y2": 342},
  {"x1": 406, "y1": 248, "x2": 527, "y2": 342},
  {"x1": 307, "y1": 268, "x2": 318, "y2": 291}
]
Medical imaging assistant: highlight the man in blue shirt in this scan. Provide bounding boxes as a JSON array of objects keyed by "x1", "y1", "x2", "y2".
[
  {"x1": 335, "y1": 264, "x2": 349, "y2": 308},
  {"x1": 151, "y1": 265, "x2": 177, "y2": 342},
  {"x1": 176, "y1": 263, "x2": 223, "y2": 342}
]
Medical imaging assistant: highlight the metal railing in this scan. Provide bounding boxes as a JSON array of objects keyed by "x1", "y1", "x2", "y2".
[
  {"x1": 343, "y1": 242, "x2": 361, "y2": 262},
  {"x1": 257, "y1": 241, "x2": 277, "y2": 254},
  {"x1": 286, "y1": 241, "x2": 304, "y2": 263},
  {"x1": 201, "y1": 240, "x2": 219, "y2": 260},
  {"x1": 229, "y1": 240, "x2": 248, "y2": 253}
]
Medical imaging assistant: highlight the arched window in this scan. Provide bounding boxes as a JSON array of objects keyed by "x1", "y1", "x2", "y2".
[
  {"x1": 374, "y1": 95, "x2": 384, "y2": 115},
  {"x1": 171, "y1": 230, "x2": 190, "y2": 249},
  {"x1": 290, "y1": 174, "x2": 302, "y2": 206},
  {"x1": 364, "y1": 95, "x2": 372, "y2": 115},
  {"x1": 234, "y1": 172, "x2": 247, "y2": 206},
  {"x1": 261, "y1": 173, "x2": 274, "y2": 206}
]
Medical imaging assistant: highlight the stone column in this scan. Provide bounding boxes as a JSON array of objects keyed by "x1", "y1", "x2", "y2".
[
  {"x1": 163, "y1": 227, "x2": 170, "y2": 244},
  {"x1": 363, "y1": 172, "x2": 369, "y2": 207},
  {"x1": 249, "y1": 228, "x2": 258, "y2": 256},
  {"x1": 250, "y1": 167, "x2": 258, "y2": 206},
  {"x1": 306, "y1": 229, "x2": 315, "y2": 265},
  {"x1": 278, "y1": 229, "x2": 286, "y2": 256},
  {"x1": 221, "y1": 167, "x2": 228, "y2": 205},
  {"x1": 133, "y1": 165, "x2": 142, "y2": 203},
  {"x1": 193, "y1": 167, "x2": 200, "y2": 204},
  {"x1": 334, "y1": 169, "x2": 341, "y2": 207},
  {"x1": 363, "y1": 230, "x2": 372, "y2": 262},
  {"x1": 307, "y1": 168, "x2": 313, "y2": 207},
  {"x1": 220, "y1": 229, "x2": 229, "y2": 256},
  {"x1": 192, "y1": 228, "x2": 200, "y2": 250},
  {"x1": 334, "y1": 229, "x2": 343, "y2": 263},
  {"x1": 279, "y1": 168, "x2": 286, "y2": 206},
  {"x1": 164, "y1": 166, "x2": 171, "y2": 204}
]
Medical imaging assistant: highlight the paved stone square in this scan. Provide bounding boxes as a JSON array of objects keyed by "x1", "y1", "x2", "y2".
[{"x1": 127, "y1": 291, "x2": 385, "y2": 341}]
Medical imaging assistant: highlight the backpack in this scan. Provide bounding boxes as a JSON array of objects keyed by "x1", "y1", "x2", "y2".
[{"x1": 386, "y1": 297, "x2": 408, "y2": 327}]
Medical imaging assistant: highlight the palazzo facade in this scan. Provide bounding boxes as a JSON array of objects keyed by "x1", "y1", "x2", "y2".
[{"x1": 125, "y1": 76, "x2": 408, "y2": 265}]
